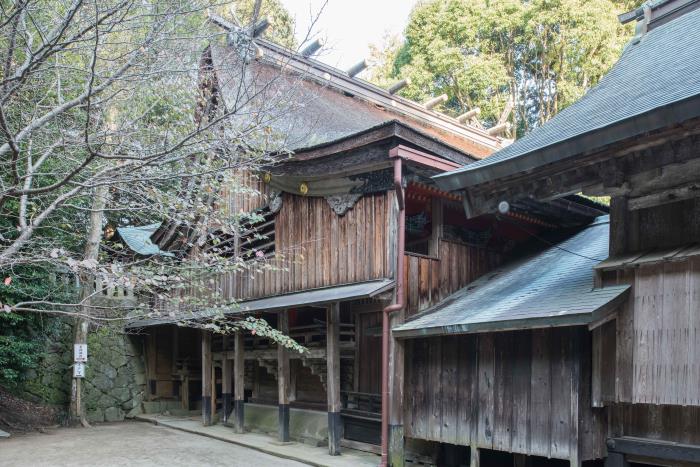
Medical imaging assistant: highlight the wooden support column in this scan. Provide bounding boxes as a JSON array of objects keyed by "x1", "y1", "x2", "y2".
[
  {"x1": 513, "y1": 454, "x2": 528, "y2": 467},
  {"x1": 469, "y1": 447, "x2": 480, "y2": 467},
  {"x1": 201, "y1": 330, "x2": 212, "y2": 426},
  {"x1": 604, "y1": 453, "x2": 629, "y2": 467},
  {"x1": 388, "y1": 300, "x2": 405, "y2": 466},
  {"x1": 278, "y1": 311, "x2": 290, "y2": 442},
  {"x1": 233, "y1": 330, "x2": 245, "y2": 433},
  {"x1": 609, "y1": 196, "x2": 629, "y2": 256},
  {"x1": 221, "y1": 336, "x2": 232, "y2": 423},
  {"x1": 326, "y1": 302, "x2": 341, "y2": 455},
  {"x1": 429, "y1": 197, "x2": 443, "y2": 257}
]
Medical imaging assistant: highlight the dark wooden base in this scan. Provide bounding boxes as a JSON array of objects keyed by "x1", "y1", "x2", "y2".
[
  {"x1": 222, "y1": 393, "x2": 232, "y2": 423},
  {"x1": 278, "y1": 404, "x2": 290, "y2": 442},
  {"x1": 233, "y1": 399, "x2": 245, "y2": 433},
  {"x1": 389, "y1": 424, "x2": 405, "y2": 467},
  {"x1": 202, "y1": 395, "x2": 212, "y2": 426},
  {"x1": 328, "y1": 411, "x2": 341, "y2": 456}
]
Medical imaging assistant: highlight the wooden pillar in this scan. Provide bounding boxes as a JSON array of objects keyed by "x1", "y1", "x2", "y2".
[
  {"x1": 469, "y1": 447, "x2": 480, "y2": 467},
  {"x1": 221, "y1": 336, "x2": 232, "y2": 423},
  {"x1": 278, "y1": 311, "x2": 290, "y2": 442},
  {"x1": 429, "y1": 197, "x2": 443, "y2": 257},
  {"x1": 388, "y1": 301, "x2": 405, "y2": 466},
  {"x1": 513, "y1": 454, "x2": 528, "y2": 467},
  {"x1": 609, "y1": 196, "x2": 629, "y2": 256},
  {"x1": 604, "y1": 453, "x2": 629, "y2": 467},
  {"x1": 201, "y1": 330, "x2": 212, "y2": 426},
  {"x1": 326, "y1": 302, "x2": 341, "y2": 455},
  {"x1": 233, "y1": 330, "x2": 245, "y2": 433}
]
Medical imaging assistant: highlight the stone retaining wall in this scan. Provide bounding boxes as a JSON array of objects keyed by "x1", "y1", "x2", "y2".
[{"x1": 21, "y1": 320, "x2": 147, "y2": 423}]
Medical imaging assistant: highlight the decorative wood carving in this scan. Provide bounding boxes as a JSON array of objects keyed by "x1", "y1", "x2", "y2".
[{"x1": 325, "y1": 193, "x2": 362, "y2": 216}]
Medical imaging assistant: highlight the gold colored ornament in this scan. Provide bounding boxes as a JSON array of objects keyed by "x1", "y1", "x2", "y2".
[
  {"x1": 262, "y1": 172, "x2": 272, "y2": 183},
  {"x1": 299, "y1": 182, "x2": 309, "y2": 195}
]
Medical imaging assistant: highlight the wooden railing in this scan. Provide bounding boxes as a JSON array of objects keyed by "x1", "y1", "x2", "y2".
[{"x1": 341, "y1": 390, "x2": 382, "y2": 417}]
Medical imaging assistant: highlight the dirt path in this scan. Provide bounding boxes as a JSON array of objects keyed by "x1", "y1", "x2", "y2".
[{"x1": 0, "y1": 420, "x2": 307, "y2": 466}]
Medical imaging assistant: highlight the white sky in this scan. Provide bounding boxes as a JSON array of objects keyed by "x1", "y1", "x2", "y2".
[{"x1": 278, "y1": 0, "x2": 420, "y2": 69}]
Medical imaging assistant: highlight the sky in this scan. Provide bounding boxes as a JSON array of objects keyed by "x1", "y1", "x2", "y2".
[{"x1": 278, "y1": 0, "x2": 420, "y2": 69}]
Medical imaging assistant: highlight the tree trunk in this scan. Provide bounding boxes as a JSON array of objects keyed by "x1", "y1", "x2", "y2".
[{"x1": 69, "y1": 184, "x2": 108, "y2": 426}]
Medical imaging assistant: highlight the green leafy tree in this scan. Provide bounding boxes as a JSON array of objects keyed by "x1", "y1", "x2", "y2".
[{"x1": 369, "y1": 0, "x2": 633, "y2": 135}]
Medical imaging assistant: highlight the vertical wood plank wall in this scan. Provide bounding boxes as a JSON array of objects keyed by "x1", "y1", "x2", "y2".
[
  {"x1": 224, "y1": 191, "x2": 394, "y2": 301},
  {"x1": 405, "y1": 240, "x2": 501, "y2": 316},
  {"x1": 404, "y1": 328, "x2": 606, "y2": 461},
  {"x1": 601, "y1": 257, "x2": 700, "y2": 406}
]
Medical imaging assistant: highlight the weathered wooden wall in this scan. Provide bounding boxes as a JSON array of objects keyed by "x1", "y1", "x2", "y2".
[
  {"x1": 230, "y1": 191, "x2": 394, "y2": 300},
  {"x1": 404, "y1": 328, "x2": 606, "y2": 461},
  {"x1": 404, "y1": 240, "x2": 501, "y2": 316},
  {"x1": 599, "y1": 257, "x2": 700, "y2": 406}
]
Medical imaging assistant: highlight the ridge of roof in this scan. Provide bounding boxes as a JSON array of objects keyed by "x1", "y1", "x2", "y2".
[{"x1": 222, "y1": 34, "x2": 505, "y2": 156}]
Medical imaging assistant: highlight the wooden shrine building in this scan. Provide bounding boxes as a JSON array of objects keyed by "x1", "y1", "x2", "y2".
[
  {"x1": 124, "y1": 11, "x2": 610, "y2": 466},
  {"x1": 415, "y1": 0, "x2": 700, "y2": 465}
]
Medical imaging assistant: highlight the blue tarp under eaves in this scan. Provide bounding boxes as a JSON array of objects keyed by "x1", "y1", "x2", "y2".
[{"x1": 116, "y1": 223, "x2": 174, "y2": 257}]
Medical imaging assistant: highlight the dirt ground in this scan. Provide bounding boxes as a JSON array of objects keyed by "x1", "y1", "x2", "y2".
[
  {"x1": 0, "y1": 420, "x2": 307, "y2": 466},
  {"x1": 0, "y1": 386, "x2": 62, "y2": 433}
]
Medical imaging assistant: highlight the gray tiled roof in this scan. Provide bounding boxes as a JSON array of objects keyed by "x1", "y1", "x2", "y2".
[
  {"x1": 393, "y1": 216, "x2": 630, "y2": 338},
  {"x1": 434, "y1": 6, "x2": 700, "y2": 190}
]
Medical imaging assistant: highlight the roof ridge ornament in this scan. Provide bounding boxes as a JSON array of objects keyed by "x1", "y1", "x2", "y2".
[
  {"x1": 632, "y1": 4, "x2": 652, "y2": 43},
  {"x1": 301, "y1": 38, "x2": 325, "y2": 58},
  {"x1": 207, "y1": 11, "x2": 268, "y2": 62}
]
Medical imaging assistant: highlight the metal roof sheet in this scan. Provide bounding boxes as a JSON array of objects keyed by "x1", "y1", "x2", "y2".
[
  {"x1": 393, "y1": 216, "x2": 630, "y2": 338},
  {"x1": 434, "y1": 6, "x2": 700, "y2": 190},
  {"x1": 116, "y1": 223, "x2": 174, "y2": 257},
  {"x1": 125, "y1": 279, "x2": 394, "y2": 329}
]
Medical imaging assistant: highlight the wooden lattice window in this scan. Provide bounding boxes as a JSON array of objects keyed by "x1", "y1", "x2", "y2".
[
  {"x1": 239, "y1": 206, "x2": 276, "y2": 259},
  {"x1": 205, "y1": 206, "x2": 276, "y2": 259}
]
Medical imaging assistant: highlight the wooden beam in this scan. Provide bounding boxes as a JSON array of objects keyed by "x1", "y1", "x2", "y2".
[
  {"x1": 221, "y1": 336, "x2": 232, "y2": 423},
  {"x1": 201, "y1": 330, "x2": 212, "y2": 426},
  {"x1": 607, "y1": 437, "x2": 700, "y2": 464},
  {"x1": 233, "y1": 331, "x2": 245, "y2": 433},
  {"x1": 326, "y1": 302, "x2": 341, "y2": 455},
  {"x1": 628, "y1": 181, "x2": 700, "y2": 210},
  {"x1": 278, "y1": 311, "x2": 290, "y2": 442}
]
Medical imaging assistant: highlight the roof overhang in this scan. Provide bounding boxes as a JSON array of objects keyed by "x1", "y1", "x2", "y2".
[
  {"x1": 287, "y1": 120, "x2": 481, "y2": 165},
  {"x1": 434, "y1": 93, "x2": 700, "y2": 192},
  {"x1": 125, "y1": 279, "x2": 394, "y2": 330},
  {"x1": 392, "y1": 286, "x2": 629, "y2": 339}
]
